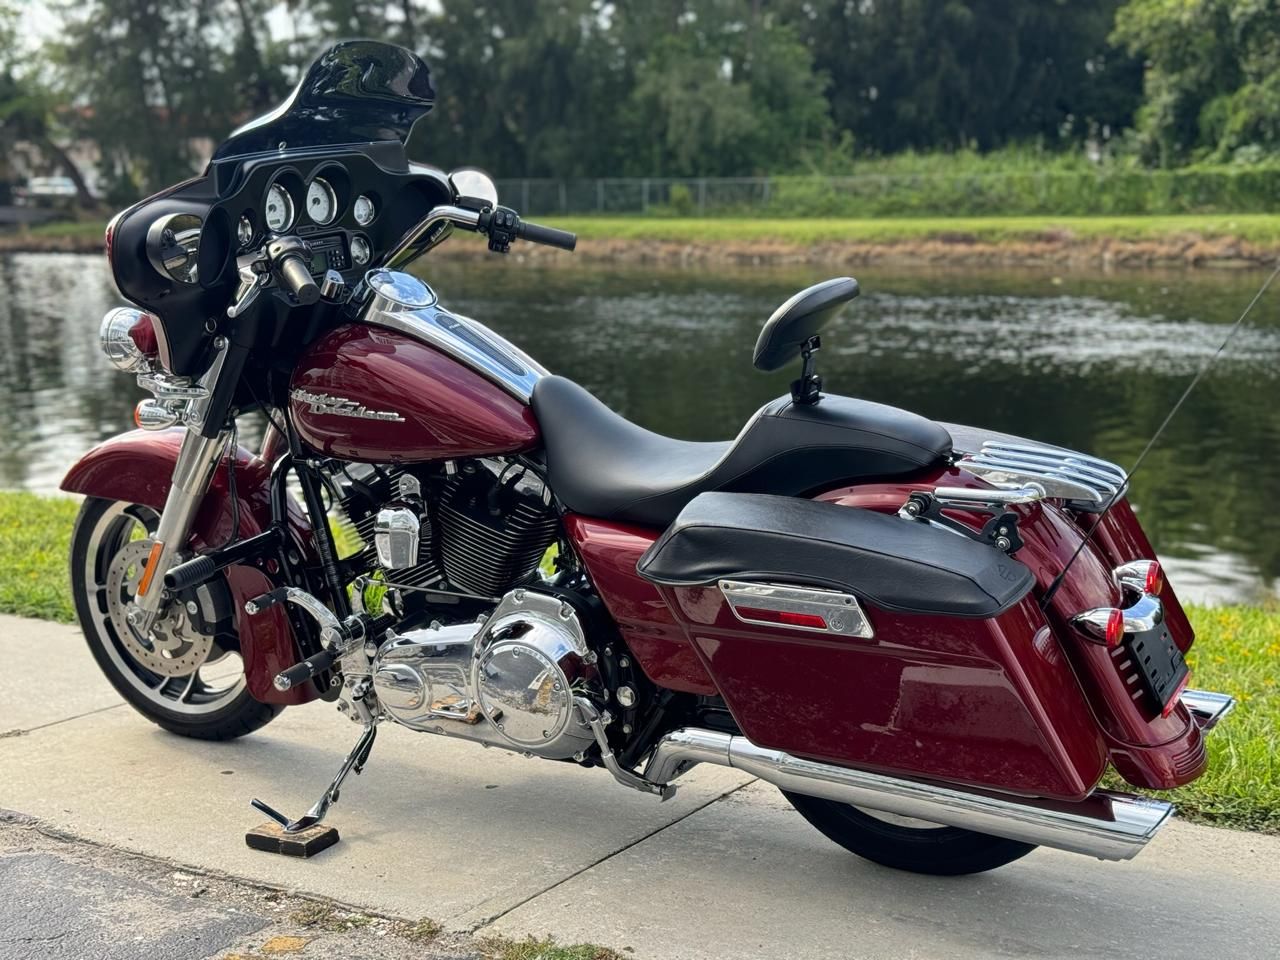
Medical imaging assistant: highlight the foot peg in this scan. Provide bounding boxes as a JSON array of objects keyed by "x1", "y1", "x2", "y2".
[{"x1": 249, "y1": 720, "x2": 378, "y2": 838}]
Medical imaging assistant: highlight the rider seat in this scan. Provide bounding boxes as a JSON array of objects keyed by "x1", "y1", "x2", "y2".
[{"x1": 530, "y1": 277, "x2": 953, "y2": 528}]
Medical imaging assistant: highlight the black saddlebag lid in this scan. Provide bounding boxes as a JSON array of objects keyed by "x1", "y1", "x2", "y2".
[{"x1": 637, "y1": 492, "x2": 1034, "y2": 618}]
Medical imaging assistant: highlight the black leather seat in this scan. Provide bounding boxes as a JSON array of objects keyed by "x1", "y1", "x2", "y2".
[{"x1": 531, "y1": 376, "x2": 953, "y2": 528}]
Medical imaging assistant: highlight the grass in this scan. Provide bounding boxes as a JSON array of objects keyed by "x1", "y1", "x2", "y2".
[
  {"x1": 548, "y1": 214, "x2": 1280, "y2": 248},
  {"x1": 0, "y1": 492, "x2": 79, "y2": 622},
  {"x1": 3, "y1": 491, "x2": 1276, "y2": 832}
]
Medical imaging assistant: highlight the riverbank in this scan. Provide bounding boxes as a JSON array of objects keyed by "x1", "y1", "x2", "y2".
[
  {"x1": 3, "y1": 490, "x2": 1276, "y2": 833},
  {"x1": 6, "y1": 214, "x2": 1280, "y2": 268}
]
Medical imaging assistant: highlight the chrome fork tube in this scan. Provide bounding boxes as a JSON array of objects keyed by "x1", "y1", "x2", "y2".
[{"x1": 128, "y1": 428, "x2": 230, "y2": 631}]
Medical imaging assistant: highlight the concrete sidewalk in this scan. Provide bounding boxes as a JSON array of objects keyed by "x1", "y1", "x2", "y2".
[{"x1": 2, "y1": 613, "x2": 1278, "y2": 959}]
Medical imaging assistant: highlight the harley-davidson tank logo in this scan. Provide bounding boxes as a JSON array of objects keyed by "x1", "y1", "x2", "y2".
[{"x1": 291, "y1": 388, "x2": 406, "y2": 422}]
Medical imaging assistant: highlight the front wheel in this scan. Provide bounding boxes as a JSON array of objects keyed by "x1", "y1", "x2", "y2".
[
  {"x1": 71, "y1": 496, "x2": 282, "y2": 741},
  {"x1": 783, "y1": 791, "x2": 1036, "y2": 876}
]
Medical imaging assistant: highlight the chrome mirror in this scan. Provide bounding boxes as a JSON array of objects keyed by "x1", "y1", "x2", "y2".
[
  {"x1": 448, "y1": 167, "x2": 498, "y2": 209},
  {"x1": 145, "y1": 213, "x2": 202, "y2": 284}
]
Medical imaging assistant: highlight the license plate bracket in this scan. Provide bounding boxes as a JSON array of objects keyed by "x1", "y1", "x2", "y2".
[{"x1": 1126, "y1": 623, "x2": 1189, "y2": 710}]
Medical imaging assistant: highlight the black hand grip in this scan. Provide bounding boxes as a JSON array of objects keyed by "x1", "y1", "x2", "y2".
[
  {"x1": 516, "y1": 220, "x2": 577, "y2": 251},
  {"x1": 273, "y1": 648, "x2": 337, "y2": 692},
  {"x1": 279, "y1": 254, "x2": 320, "y2": 305}
]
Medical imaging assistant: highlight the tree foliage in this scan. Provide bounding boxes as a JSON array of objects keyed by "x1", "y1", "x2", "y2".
[
  {"x1": 6, "y1": 0, "x2": 1278, "y2": 199},
  {"x1": 1113, "y1": 0, "x2": 1280, "y2": 166}
]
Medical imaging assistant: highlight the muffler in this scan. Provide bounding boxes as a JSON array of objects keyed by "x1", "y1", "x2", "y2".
[{"x1": 643, "y1": 729, "x2": 1172, "y2": 861}]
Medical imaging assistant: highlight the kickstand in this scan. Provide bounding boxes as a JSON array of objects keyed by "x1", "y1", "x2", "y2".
[{"x1": 251, "y1": 721, "x2": 378, "y2": 833}]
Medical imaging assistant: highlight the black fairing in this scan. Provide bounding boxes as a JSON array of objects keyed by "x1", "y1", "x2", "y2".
[
  {"x1": 532, "y1": 376, "x2": 953, "y2": 528},
  {"x1": 213, "y1": 40, "x2": 435, "y2": 161},
  {"x1": 637, "y1": 492, "x2": 1035, "y2": 618},
  {"x1": 104, "y1": 41, "x2": 449, "y2": 379}
]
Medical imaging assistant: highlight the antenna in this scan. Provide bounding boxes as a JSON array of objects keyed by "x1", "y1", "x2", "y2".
[{"x1": 1041, "y1": 259, "x2": 1280, "y2": 610}]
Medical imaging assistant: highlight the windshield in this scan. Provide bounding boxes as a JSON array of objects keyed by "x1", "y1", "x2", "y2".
[{"x1": 211, "y1": 40, "x2": 434, "y2": 162}]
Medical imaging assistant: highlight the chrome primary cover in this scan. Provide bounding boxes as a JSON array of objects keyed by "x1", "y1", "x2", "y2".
[
  {"x1": 370, "y1": 589, "x2": 596, "y2": 759},
  {"x1": 361, "y1": 269, "x2": 548, "y2": 401}
]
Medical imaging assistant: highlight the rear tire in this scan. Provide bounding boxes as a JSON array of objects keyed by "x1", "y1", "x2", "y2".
[
  {"x1": 70, "y1": 496, "x2": 282, "y2": 741},
  {"x1": 783, "y1": 791, "x2": 1036, "y2": 876}
]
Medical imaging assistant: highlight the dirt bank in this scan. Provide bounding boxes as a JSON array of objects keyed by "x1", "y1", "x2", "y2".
[{"x1": 4, "y1": 223, "x2": 1276, "y2": 269}]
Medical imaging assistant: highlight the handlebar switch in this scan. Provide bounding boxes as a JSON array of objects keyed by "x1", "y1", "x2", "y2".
[{"x1": 481, "y1": 205, "x2": 521, "y2": 254}]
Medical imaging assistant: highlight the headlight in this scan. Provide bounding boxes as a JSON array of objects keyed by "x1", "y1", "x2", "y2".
[{"x1": 99, "y1": 307, "x2": 157, "y2": 371}]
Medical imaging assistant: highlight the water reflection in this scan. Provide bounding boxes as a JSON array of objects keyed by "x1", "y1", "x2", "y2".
[{"x1": 1, "y1": 252, "x2": 1276, "y2": 605}]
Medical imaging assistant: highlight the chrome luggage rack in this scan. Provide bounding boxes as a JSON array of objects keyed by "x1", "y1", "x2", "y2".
[{"x1": 954, "y1": 439, "x2": 1128, "y2": 509}]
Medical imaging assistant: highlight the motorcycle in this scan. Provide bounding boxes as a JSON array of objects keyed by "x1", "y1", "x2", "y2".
[{"x1": 66, "y1": 40, "x2": 1235, "y2": 876}]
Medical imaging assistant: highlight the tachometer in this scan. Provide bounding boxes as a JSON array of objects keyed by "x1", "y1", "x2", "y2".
[
  {"x1": 306, "y1": 177, "x2": 337, "y2": 225},
  {"x1": 264, "y1": 183, "x2": 294, "y2": 232}
]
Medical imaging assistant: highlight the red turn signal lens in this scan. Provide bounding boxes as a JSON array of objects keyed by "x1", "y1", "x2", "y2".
[
  {"x1": 1145, "y1": 562, "x2": 1164, "y2": 595},
  {"x1": 735, "y1": 606, "x2": 828, "y2": 631},
  {"x1": 1072, "y1": 607, "x2": 1126, "y2": 647},
  {"x1": 1105, "y1": 607, "x2": 1125, "y2": 647}
]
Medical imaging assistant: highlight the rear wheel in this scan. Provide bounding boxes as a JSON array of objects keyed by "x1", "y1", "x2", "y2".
[
  {"x1": 71, "y1": 496, "x2": 282, "y2": 740},
  {"x1": 783, "y1": 791, "x2": 1036, "y2": 876}
]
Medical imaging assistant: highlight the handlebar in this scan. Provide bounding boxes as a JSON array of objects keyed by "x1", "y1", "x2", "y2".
[
  {"x1": 278, "y1": 254, "x2": 320, "y2": 305},
  {"x1": 266, "y1": 237, "x2": 320, "y2": 306},
  {"x1": 517, "y1": 219, "x2": 577, "y2": 251}
]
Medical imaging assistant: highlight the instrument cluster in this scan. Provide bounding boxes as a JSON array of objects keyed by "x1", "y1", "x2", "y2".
[{"x1": 235, "y1": 163, "x2": 391, "y2": 274}]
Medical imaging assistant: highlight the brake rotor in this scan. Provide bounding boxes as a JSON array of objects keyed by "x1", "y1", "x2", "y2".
[{"x1": 106, "y1": 539, "x2": 214, "y2": 678}]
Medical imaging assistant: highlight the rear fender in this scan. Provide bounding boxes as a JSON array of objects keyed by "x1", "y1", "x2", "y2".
[{"x1": 61, "y1": 428, "x2": 317, "y2": 705}]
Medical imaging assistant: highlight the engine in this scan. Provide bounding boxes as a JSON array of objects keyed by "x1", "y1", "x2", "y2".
[
  {"x1": 324, "y1": 458, "x2": 605, "y2": 759},
  {"x1": 330, "y1": 458, "x2": 560, "y2": 600}
]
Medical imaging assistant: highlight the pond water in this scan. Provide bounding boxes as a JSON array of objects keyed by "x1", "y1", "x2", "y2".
[{"x1": 2, "y1": 251, "x2": 1278, "y2": 605}]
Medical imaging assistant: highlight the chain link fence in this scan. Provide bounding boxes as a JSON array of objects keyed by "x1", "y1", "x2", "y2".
[{"x1": 495, "y1": 171, "x2": 1280, "y2": 217}]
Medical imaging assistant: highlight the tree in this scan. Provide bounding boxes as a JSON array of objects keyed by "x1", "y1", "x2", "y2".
[
  {"x1": 1113, "y1": 0, "x2": 1280, "y2": 165},
  {"x1": 0, "y1": 3, "x2": 97, "y2": 208},
  {"x1": 784, "y1": 0, "x2": 1141, "y2": 154}
]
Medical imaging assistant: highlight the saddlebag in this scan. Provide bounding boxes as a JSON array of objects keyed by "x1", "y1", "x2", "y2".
[{"x1": 637, "y1": 492, "x2": 1110, "y2": 800}]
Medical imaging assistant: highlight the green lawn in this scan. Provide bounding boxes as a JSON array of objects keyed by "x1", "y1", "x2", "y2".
[
  {"x1": 4, "y1": 491, "x2": 1276, "y2": 833},
  {"x1": 550, "y1": 214, "x2": 1280, "y2": 247}
]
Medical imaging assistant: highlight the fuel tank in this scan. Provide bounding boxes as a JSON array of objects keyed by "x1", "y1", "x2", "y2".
[{"x1": 290, "y1": 321, "x2": 540, "y2": 463}]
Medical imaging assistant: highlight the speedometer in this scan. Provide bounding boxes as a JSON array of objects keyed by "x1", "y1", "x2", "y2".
[
  {"x1": 306, "y1": 177, "x2": 337, "y2": 225},
  {"x1": 264, "y1": 184, "x2": 294, "y2": 232}
]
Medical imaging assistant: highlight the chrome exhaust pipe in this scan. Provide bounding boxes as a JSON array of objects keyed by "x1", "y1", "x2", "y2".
[{"x1": 644, "y1": 730, "x2": 1172, "y2": 861}]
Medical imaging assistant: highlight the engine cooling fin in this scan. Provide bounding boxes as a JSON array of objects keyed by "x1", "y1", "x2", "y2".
[
  {"x1": 955, "y1": 440, "x2": 1127, "y2": 508},
  {"x1": 437, "y1": 470, "x2": 559, "y2": 598}
]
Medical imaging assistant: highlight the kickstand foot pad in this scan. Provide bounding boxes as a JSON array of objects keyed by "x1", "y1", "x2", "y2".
[{"x1": 245, "y1": 822, "x2": 340, "y2": 858}]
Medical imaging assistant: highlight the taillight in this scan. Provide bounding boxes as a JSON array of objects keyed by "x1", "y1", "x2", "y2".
[
  {"x1": 1073, "y1": 607, "x2": 1125, "y2": 647},
  {"x1": 1162, "y1": 673, "x2": 1192, "y2": 718}
]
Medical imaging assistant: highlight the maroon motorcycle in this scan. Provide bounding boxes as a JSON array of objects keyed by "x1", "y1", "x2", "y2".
[{"x1": 67, "y1": 40, "x2": 1234, "y2": 875}]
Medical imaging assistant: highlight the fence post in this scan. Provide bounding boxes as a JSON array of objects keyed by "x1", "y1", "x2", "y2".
[
  {"x1": 597, "y1": 179, "x2": 604, "y2": 212},
  {"x1": 521, "y1": 179, "x2": 529, "y2": 212},
  {"x1": 559, "y1": 180, "x2": 566, "y2": 214},
  {"x1": 762, "y1": 177, "x2": 771, "y2": 206},
  {"x1": 642, "y1": 178, "x2": 649, "y2": 213},
  {"x1": 698, "y1": 178, "x2": 706, "y2": 213}
]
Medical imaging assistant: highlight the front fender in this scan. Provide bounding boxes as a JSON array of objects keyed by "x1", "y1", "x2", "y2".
[{"x1": 62, "y1": 428, "x2": 318, "y2": 705}]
